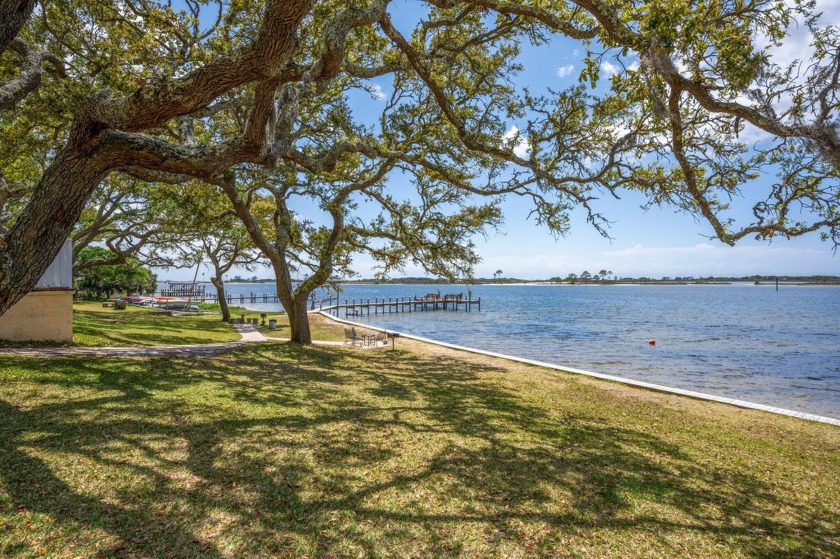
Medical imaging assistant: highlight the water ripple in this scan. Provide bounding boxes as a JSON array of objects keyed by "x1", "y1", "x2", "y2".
[{"x1": 220, "y1": 282, "x2": 840, "y2": 419}]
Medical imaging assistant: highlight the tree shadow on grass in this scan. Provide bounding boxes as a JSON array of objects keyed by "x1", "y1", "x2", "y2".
[
  {"x1": 0, "y1": 344, "x2": 836, "y2": 558},
  {"x1": 72, "y1": 307, "x2": 239, "y2": 347},
  {"x1": 0, "y1": 398, "x2": 226, "y2": 559}
]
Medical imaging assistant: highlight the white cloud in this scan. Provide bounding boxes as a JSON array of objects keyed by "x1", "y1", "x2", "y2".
[
  {"x1": 736, "y1": 121, "x2": 774, "y2": 144},
  {"x1": 627, "y1": 60, "x2": 640, "y2": 72},
  {"x1": 601, "y1": 61, "x2": 620, "y2": 75},
  {"x1": 502, "y1": 126, "x2": 532, "y2": 159},
  {"x1": 369, "y1": 84, "x2": 386, "y2": 100},
  {"x1": 556, "y1": 64, "x2": 575, "y2": 78},
  {"x1": 756, "y1": 1, "x2": 840, "y2": 68}
]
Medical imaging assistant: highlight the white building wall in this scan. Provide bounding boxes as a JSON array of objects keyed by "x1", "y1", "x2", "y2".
[
  {"x1": 36, "y1": 238, "x2": 73, "y2": 288},
  {"x1": 0, "y1": 238, "x2": 74, "y2": 342}
]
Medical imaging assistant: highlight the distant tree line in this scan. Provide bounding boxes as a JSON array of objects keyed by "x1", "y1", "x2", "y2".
[
  {"x1": 349, "y1": 274, "x2": 840, "y2": 285},
  {"x1": 549, "y1": 270, "x2": 616, "y2": 283}
]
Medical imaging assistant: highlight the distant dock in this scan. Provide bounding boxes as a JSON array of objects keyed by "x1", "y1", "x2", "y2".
[
  {"x1": 151, "y1": 289, "x2": 482, "y2": 316},
  {"x1": 154, "y1": 291, "x2": 282, "y2": 305},
  {"x1": 320, "y1": 292, "x2": 480, "y2": 318}
]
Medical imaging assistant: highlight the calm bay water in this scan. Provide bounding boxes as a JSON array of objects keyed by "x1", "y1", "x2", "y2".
[{"x1": 188, "y1": 282, "x2": 840, "y2": 419}]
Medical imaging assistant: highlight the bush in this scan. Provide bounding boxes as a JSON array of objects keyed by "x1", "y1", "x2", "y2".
[{"x1": 74, "y1": 247, "x2": 157, "y2": 300}]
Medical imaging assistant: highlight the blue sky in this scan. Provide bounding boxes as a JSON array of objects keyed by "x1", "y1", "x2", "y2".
[
  {"x1": 161, "y1": 0, "x2": 840, "y2": 281},
  {"x1": 351, "y1": 0, "x2": 840, "y2": 279}
]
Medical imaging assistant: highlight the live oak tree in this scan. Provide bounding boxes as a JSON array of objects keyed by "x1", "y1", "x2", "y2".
[
  {"x1": 0, "y1": 0, "x2": 316, "y2": 316},
  {"x1": 205, "y1": 3, "x2": 639, "y2": 342},
  {"x1": 201, "y1": 222, "x2": 263, "y2": 323},
  {"x1": 75, "y1": 176, "x2": 259, "y2": 322},
  {"x1": 206, "y1": 51, "x2": 504, "y2": 341},
  {"x1": 0, "y1": 0, "x2": 838, "y2": 342},
  {"x1": 218, "y1": 165, "x2": 499, "y2": 343},
  {"x1": 165, "y1": 181, "x2": 264, "y2": 322},
  {"x1": 72, "y1": 176, "x2": 187, "y2": 274}
]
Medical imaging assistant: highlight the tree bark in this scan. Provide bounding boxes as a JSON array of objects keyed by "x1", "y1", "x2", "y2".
[
  {"x1": 210, "y1": 276, "x2": 231, "y2": 322},
  {"x1": 0, "y1": 116, "x2": 110, "y2": 315},
  {"x1": 0, "y1": 0, "x2": 314, "y2": 318},
  {"x1": 0, "y1": 0, "x2": 36, "y2": 54},
  {"x1": 283, "y1": 290, "x2": 311, "y2": 344}
]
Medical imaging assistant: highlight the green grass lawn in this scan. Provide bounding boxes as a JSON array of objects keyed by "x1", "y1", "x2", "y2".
[
  {"x1": 197, "y1": 303, "x2": 356, "y2": 342},
  {"x1": 0, "y1": 336, "x2": 837, "y2": 558},
  {"x1": 0, "y1": 302, "x2": 361, "y2": 348},
  {"x1": 70, "y1": 302, "x2": 243, "y2": 346},
  {"x1": 258, "y1": 312, "x2": 350, "y2": 342}
]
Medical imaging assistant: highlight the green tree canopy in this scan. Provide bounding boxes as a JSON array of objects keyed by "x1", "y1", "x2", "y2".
[
  {"x1": 163, "y1": 180, "x2": 264, "y2": 322},
  {"x1": 0, "y1": 0, "x2": 837, "y2": 336},
  {"x1": 74, "y1": 246, "x2": 157, "y2": 299}
]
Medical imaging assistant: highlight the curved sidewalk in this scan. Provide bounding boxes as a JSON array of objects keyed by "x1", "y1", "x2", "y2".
[{"x1": 0, "y1": 323, "x2": 268, "y2": 358}]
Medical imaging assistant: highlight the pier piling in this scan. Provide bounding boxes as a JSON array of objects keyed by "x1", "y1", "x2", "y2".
[{"x1": 320, "y1": 294, "x2": 480, "y2": 317}]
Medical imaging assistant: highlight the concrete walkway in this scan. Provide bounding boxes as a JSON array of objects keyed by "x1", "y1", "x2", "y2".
[
  {"x1": 0, "y1": 323, "x2": 269, "y2": 358},
  {"x1": 235, "y1": 323, "x2": 268, "y2": 343},
  {"x1": 0, "y1": 323, "x2": 391, "y2": 358}
]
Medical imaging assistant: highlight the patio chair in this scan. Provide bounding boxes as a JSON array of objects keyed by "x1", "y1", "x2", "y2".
[{"x1": 344, "y1": 327, "x2": 364, "y2": 347}]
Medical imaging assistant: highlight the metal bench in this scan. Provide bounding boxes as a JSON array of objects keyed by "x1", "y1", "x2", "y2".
[{"x1": 344, "y1": 327, "x2": 364, "y2": 347}]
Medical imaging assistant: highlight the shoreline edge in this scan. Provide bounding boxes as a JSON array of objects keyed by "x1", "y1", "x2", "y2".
[{"x1": 320, "y1": 311, "x2": 840, "y2": 427}]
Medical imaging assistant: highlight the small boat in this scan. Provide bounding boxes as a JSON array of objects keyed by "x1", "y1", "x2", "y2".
[{"x1": 159, "y1": 300, "x2": 199, "y2": 311}]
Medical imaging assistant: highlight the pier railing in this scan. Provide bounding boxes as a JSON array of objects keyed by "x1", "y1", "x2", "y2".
[
  {"x1": 319, "y1": 294, "x2": 480, "y2": 317},
  {"x1": 152, "y1": 291, "x2": 482, "y2": 316},
  {"x1": 154, "y1": 291, "x2": 282, "y2": 305}
]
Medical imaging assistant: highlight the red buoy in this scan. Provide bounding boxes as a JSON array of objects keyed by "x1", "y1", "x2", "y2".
[{"x1": 649, "y1": 339, "x2": 656, "y2": 346}]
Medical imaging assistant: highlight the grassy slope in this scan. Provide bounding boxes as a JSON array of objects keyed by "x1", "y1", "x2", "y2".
[
  {"x1": 0, "y1": 324, "x2": 837, "y2": 558},
  {"x1": 256, "y1": 312, "x2": 347, "y2": 342},
  {"x1": 70, "y1": 302, "x2": 243, "y2": 346}
]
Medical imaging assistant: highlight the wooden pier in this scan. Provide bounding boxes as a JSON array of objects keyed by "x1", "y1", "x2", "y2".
[
  {"x1": 159, "y1": 282, "x2": 206, "y2": 299},
  {"x1": 320, "y1": 293, "x2": 480, "y2": 318},
  {"x1": 154, "y1": 291, "x2": 283, "y2": 305},
  {"x1": 152, "y1": 290, "x2": 482, "y2": 315}
]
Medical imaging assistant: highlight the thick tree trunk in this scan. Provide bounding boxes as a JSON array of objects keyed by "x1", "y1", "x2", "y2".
[
  {"x1": 0, "y1": 0, "x2": 313, "y2": 319},
  {"x1": 0, "y1": 118, "x2": 109, "y2": 316},
  {"x1": 286, "y1": 294, "x2": 312, "y2": 344},
  {"x1": 211, "y1": 276, "x2": 230, "y2": 322},
  {"x1": 0, "y1": 0, "x2": 36, "y2": 54}
]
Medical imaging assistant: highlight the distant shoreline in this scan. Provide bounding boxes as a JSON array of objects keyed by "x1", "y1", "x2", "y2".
[
  {"x1": 331, "y1": 281, "x2": 840, "y2": 287},
  {"x1": 158, "y1": 279, "x2": 840, "y2": 287}
]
